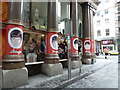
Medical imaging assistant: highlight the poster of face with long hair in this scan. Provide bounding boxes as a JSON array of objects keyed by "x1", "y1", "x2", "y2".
[
  {"x1": 83, "y1": 39, "x2": 91, "y2": 53},
  {"x1": 46, "y1": 33, "x2": 58, "y2": 54},
  {"x1": 50, "y1": 34, "x2": 58, "y2": 50},
  {"x1": 84, "y1": 40, "x2": 91, "y2": 50},
  {"x1": 71, "y1": 37, "x2": 78, "y2": 53},
  {"x1": 73, "y1": 38, "x2": 78, "y2": 50}
]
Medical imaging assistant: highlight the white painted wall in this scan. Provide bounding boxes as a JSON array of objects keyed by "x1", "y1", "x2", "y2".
[{"x1": 94, "y1": 0, "x2": 116, "y2": 41}]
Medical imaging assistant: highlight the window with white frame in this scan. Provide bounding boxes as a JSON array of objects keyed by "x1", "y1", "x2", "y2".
[
  {"x1": 97, "y1": 20, "x2": 100, "y2": 26},
  {"x1": 97, "y1": 12, "x2": 100, "y2": 16},
  {"x1": 97, "y1": 30, "x2": 101, "y2": 36},
  {"x1": 119, "y1": 28, "x2": 120, "y2": 33},
  {"x1": 118, "y1": 6, "x2": 120, "y2": 12},
  {"x1": 118, "y1": 16, "x2": 120, "y2": 21},
  {"x1": 106, "y1": 29, "x2": 110, "y2": 36},
  {"x1": 105, "y1": 19, "x2": 109, "y2": 23},
  {"x1": 104, "y1": 9, "x2": 108, "y2": 14}
]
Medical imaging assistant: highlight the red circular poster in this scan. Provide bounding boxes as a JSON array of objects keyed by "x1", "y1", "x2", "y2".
[
  {"x1": 71, "y1": 37, "x2": 78, "y2": 53},
  {"x1": 5, "y1": 24, "x2": 23, "y2": 55},
  {"x1": 83, "y1": 39, "x2": 91, "y2": 53},
  {"x1": 91, "y1": 39, "x2": 95, "y2": 53},
  {"x1": 46, "y1": 33, "x2": 58, "y2": 54}
]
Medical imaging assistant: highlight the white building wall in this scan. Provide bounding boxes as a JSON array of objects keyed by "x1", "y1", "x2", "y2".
[{"x1": 94, "y1": 0, "x2": 116, "y2": 41}]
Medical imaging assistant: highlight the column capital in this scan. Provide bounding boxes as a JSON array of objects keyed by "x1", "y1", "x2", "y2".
[{"x1": 7, "y1": 19, "x2": 24, "y2": 26}]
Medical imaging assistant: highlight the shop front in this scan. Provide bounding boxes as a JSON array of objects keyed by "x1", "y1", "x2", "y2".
[
  {"x1": 0, "y1": 0, "x2": 99, "y2": 88},
  {"x1": 101, "y1": 40, "x2": 118, "y2": 55}
]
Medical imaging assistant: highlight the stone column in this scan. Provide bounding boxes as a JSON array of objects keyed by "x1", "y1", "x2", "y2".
[
  {"x1": 81, "y1": 3, "x2": 93, "y2": 64},
  {"x1": 90, "y1": 7, "x2": 96, "y2": 64},
  {"x1": 41, "y1": 0, "x2": 63, "y2": 76},
  {"x1": 70, "y1": 1, "x2": 82, "y2": 69},
  {"x1": 2, "y1": 0, "x2": 28, "y2": 88}
]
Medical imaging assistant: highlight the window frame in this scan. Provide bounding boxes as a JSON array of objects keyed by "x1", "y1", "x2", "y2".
[
  {"x1": 97, "y1": 12, "x2": 100, "y2": 16},
  {"x1": 104, "y1": 9, "x2": 108, "y2": 14},
  {"x1": 97, "y1": 20, "x2": 100, "y2": 26},
  {"x1": 106, "y1": 29, "x2": 110, "y2": 36},
  {"x1": 105, "y1": 18, "x2": 109, "y2": 24},
  {"x1": 97, "y1": 30, "x2": 101, "y2": 36}
]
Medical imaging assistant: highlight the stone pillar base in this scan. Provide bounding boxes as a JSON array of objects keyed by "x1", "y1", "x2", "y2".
[
  {"x1": 61, "y1": 60, "x2": 82, "y2": 69},
  {"x1": 82, "y1": 58, "x2": 92, "y2": 64},
  {"x1": 82, "y1": 58, "x2": 96, "y2": 64},
  {"x1": 41, "y1": 63, "x2": 63, "y2": 77},
  {"x1": 91, "y1": 58, "x2": 96, "y2": 64},
  {"x1": 71, "y1": 61, "x2": 82, "y2": 69},
  {"x1": 2, "y1": 67, "x2": 28, "y2": 88},
  {"x1": 0, "y1": 69, "x2": 2, "y2": 89}
]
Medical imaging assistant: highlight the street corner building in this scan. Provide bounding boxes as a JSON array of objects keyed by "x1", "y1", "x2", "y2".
[
  {"x1": 94, "y1": 0, "x2": 120, "y2": 56},
  {"x1": 0, "y1": 0, "x2": 99, "y2": 89}
]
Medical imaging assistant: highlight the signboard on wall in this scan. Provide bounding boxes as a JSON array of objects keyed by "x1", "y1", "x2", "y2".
[{"x1": 102, "y1": 40, "x2": 114, "y2": 45}]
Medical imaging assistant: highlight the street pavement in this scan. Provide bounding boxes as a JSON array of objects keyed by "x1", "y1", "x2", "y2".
[
  {"x1": 65, "y1": 55, "x2": 118, "y2": 89},
  {"x1": 17, "y1": 55, "x2": 119, "y2": 89}
]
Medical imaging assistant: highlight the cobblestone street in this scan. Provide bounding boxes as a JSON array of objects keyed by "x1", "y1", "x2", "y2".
[
  {"x1": 17, "y1": 55, "x2": 119, "y2": 89},
  {"x1": 65, "y1": 55, "x2": 118, "y2": 88}
]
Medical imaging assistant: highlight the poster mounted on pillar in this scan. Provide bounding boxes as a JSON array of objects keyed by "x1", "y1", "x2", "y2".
[
  {"x1": 91, "y1": 39, "x2": 95, "y2": 53},
  {"x1": 71, "y1": 37, "x2": 78, "y2": 54},
  {"x1": 83, "y1": 39, "x2": 91, "y2": 53},
  {"x1": 5, "y1": 25, "x2": 23, "y2": 55},
  {"x1": 46, "y1": 33, "x2": 58, "y2": 54},
  {"x1": 0, "y1": 29, "x2": 6, "y2": 64}
]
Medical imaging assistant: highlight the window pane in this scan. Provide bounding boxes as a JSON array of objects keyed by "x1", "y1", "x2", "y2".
[
  {"x1": 118, "y1": 16, "x2": 120, "y2": 21},
  {"x1": 104, "y1": 9, "x2": 108, "y2": 14},
  {"x1": 106, "y1": 29, "x2": 109, "y2": 36},
  {"x1": 24, "y1": 2, "x2": 30, "y2": 27},
  {"x1": 97, "y1": 30, "x2": 101, "y2": 36},
  {"x1": 119, "y1": 28, "x2": 120, "y2": 33},
  {"x1": 118, "y1": 6, "x2": 120, "y2": 12},
  {"x1": 97, "y1": 12, "x2": 100, "y2": 16},
  {"x1": 97, "y1": 20, "x2": 100, "y2": 26},
  {"x1": 105, "y1": 19, "x2": 109, "y2": 23}
]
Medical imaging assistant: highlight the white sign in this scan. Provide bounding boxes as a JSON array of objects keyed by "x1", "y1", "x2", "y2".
[
  {"x1": 73, "y1": 38, "x2": 78, "y2": 50},
  {"x1": 50, "y1": 34, "x2": 58, "y2": 50},
  {"x1": 84, "y1": 40, "x2": 91, "y2": 50},
  {"x1": 8, "y1": 27, "x2": 23, "y2": 49}
]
